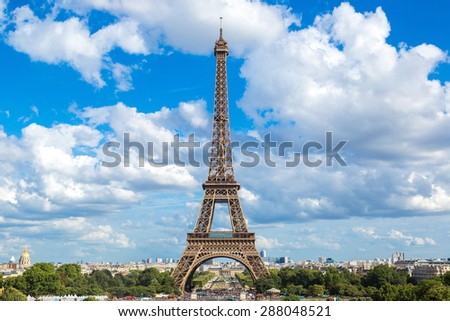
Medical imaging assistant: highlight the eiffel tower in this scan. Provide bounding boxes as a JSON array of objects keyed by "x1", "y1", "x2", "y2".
[{"x1": 172, "y1": 19, "x2": 269, "y2": 292}]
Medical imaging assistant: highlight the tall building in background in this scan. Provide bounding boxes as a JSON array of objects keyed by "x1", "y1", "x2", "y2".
[
  {"x1": 172, "y1": 19, "x2": 268, "y2": 292},
  {"x1": 277, "y1": 257, "x2": 290, "y2": 264},
  {"x1": 392, "y1": 252, "x2": 405, "y2": 264}
]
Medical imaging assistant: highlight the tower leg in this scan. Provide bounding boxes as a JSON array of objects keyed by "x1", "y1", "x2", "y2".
[{"x1": 172, "y1": 234, "x2": 268, "y2": 292}]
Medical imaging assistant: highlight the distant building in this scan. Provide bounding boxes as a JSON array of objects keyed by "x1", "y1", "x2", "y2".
[
  {"x1": 7, "y1": 256, "x2": 18, "y2": 270},
  {"x1": 260, "y1": 250, "x2": 267, "y2": 258},
  {"x1": 412, "y1": 262, "x2": 450, "y2": 282},
  {"x1": 318, "y1": 257, "x2": 326, "y2": 264},
  {"x1": 325, "y1": 258, "x2": 335, "y2": 264},
  {"x1": 392, "y1": 252, "x2": 405, "y2": 264},
  {"x1": 19, "y1": 247, "x2": 31, "y2": 268},
  {"x1": 276, "y1": 257, "x2": 289, "y2": 264}
]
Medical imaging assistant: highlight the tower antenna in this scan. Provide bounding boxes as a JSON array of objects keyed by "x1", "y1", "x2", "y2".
[{"x1": 219, "y1": 17, "x2": 223, "y2": 39}]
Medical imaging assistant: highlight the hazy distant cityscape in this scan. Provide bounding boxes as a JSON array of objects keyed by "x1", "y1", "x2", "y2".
[
  {"x1": 2, "y1": 247, "x2": 450, "y2": 301},
  {"x1": 2, "y1": 248, "x2": 449, "y2": 284}
]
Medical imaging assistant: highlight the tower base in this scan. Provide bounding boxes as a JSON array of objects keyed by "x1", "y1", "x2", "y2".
[{"x1": 172, "y1": 232, "x2": 268, "y2": 292}]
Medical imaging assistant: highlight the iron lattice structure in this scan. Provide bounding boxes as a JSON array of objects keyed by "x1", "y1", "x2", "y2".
[{"x1": 172, "y1": 22, "x2": 269, "y2": 292}]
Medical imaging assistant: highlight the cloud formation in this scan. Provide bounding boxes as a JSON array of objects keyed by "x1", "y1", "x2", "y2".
[
  {"x1": 5, "y1": 0, "x2": 298, "y2": 90},
  {"x1": 0, "y1": 0, "x2": 6, "y2": 29},
  {"x1": 0, "y1": 101, "x2": 204, "y2": 222},
  {"x1": 233, "y1": 3, "x2": 450, "y2": 224},
  {"x1": 7, "y1": 5, "x2": 147, "y2": 89},
  {"x1": 57, "y1": 0, "x2": 299, "y2": 56},
  {"x1": 353, "y1": 226, "x2": 436, "y2": 247},
  {"x1": 1, "y1": 1, "x2": 449, "y2": 261}
]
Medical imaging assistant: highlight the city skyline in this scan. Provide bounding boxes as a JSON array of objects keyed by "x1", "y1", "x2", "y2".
[
  {"x1": 3, "y1": 246, "x2": 440, "y2": 265},
  {"x1": 1, "y1": 0, "x2": 450, "y2": 263}
]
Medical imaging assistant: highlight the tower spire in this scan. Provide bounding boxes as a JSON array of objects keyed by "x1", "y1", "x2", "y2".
[{"x1": 211, "y1": 16, "x2": 231, "y2": 182}]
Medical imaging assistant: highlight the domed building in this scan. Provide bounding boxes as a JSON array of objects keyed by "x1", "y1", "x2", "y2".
[
  {"x1": 7, "y1": 256, "x2": 17, "y2": 269},
  {"x1": 19, "y1": 247, "x2": 31, "y2": 268}
]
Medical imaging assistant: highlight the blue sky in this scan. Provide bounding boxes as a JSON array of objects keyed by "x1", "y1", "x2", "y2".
[{"x1": 0, "y1": 0, "x2": 449, "y2": 264}]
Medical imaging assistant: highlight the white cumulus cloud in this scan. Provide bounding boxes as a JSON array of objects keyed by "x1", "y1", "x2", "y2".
[
  {"x1": 353, "y1": 227, "x2": 381, "y2": 240},
  {"x1": 256, "y1": 235, "x2": 283, "y2": 250},
  {"x1": 240, "y1": 188, "x2": 260, "y2": 203},
  {"x1": 0, "y1": 0, "x2": 6, "y2": 29},
  {"x1": 7, "y1": 6, "x2": 147, "y2": 89},
  {"x1": 353, "y1": 227, "x2": 436, "y2": 247},
  {"x1": 58, "y1": 0, "x2": 299, "y2": 56},
  {"x1": 232, "y1": 2, "x2": 450, "y2": 224},
  {"x1": 388, "y1": 229, "x2": 436, "y2": 246}
]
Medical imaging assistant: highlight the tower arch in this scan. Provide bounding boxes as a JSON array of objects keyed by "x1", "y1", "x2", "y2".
[{"x1": 180, "y1": 253, "x2": 258, "y2": 292}]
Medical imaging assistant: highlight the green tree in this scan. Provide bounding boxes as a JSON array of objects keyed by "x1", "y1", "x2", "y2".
[
  {"x1": 341, "y1": 269, "x2": 362, "y2": 286},
  {"x1": 57, "y1": 264, "x2": 83, "y2": 287},
  {"x1": 255, "y1": 270, "x2": 281, "y2": 293},
  {"x1": 443, "y1": 271, "x2": 450, "y2": 286},
  {"x1": 124, "y1": 285, "x2": 152, "y2": 297},
  {"x1": 123, "y1": 270, "x2": 139, "y2": 287},
  {"x1": 158, "y1": 271, "x2": 177, "y2": 294},
  {"x1": 111, "y1": 274, "x2": 125, "y2": 288},
  {"x1": 236, "y1": 273, "x2": 253, "y2": 288},
  {"x1": 339, "y1": 283, "x2": 364, "y2": 297},
  {"x1": 191, "y1": 271, "x2": 215, "y2": 288},
  {"x1": 416, "y1": 279, "x2": 450, "y2": 301},
  {"x1": 292, "y1": 269, "x2": 324, "y2": 288},
  {"x1": 278, "y1": 268, "x2": 297, "y2": 287},
  {"x1": 285, "y1": 284, "x2": 306, "y2": 296},
  {"x1": 138, "y1": 268, "x2": 160, "y2": 287},
  {"x1": 396, "y1": 284, "x2": 416, "y2": 300},
  {"x1": 364, "y1": 286, "x2": 378, "y2": 298},
  {"x1": 0, "y1": 287, "x2": 27, "y2": 301},
  {"x1": 57, "y1": 264, "x2": 90, "y2": 295},
  {"x1": 87, "y1": 269, "x2": 113, "y2": 295},
  {"x1": 372, "y1": 283, "x2": 416, "y2": 301},
  {"x1": 324, "y1": 267, "x2": 348, "y2": 295},
  {"x1": 283, "y1": 294, "x2": 301, "y2": 301},
  {"x1": 109, "y1": 286, "x2": 126, "y2": 298},
  {"x1": 23, "y1": 263, "x2": 61, "y2": 297},
  {"x1": 3, "y1": 275, "x2": 27, "y2": 294},
  {"x1": 308, "y1": 284, "x2": 325, "y2": 297},
  {"x1": 363, "y1": 265, "x2": 406, "y2": 288},
  {"x1": 277, "y1": 267, "x2": 326, "y2": 291},
  {"x1": 372, "y1": 283, "x2": 399, "y2": 301}
]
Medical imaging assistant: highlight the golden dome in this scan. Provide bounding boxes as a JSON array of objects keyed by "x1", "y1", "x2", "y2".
[
  {"x1": 19, "y1": 247, "x2": 31, "y2": 267},
  {"x1": 21, "y1": 247, "x2": 30, "y2": 257}
]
